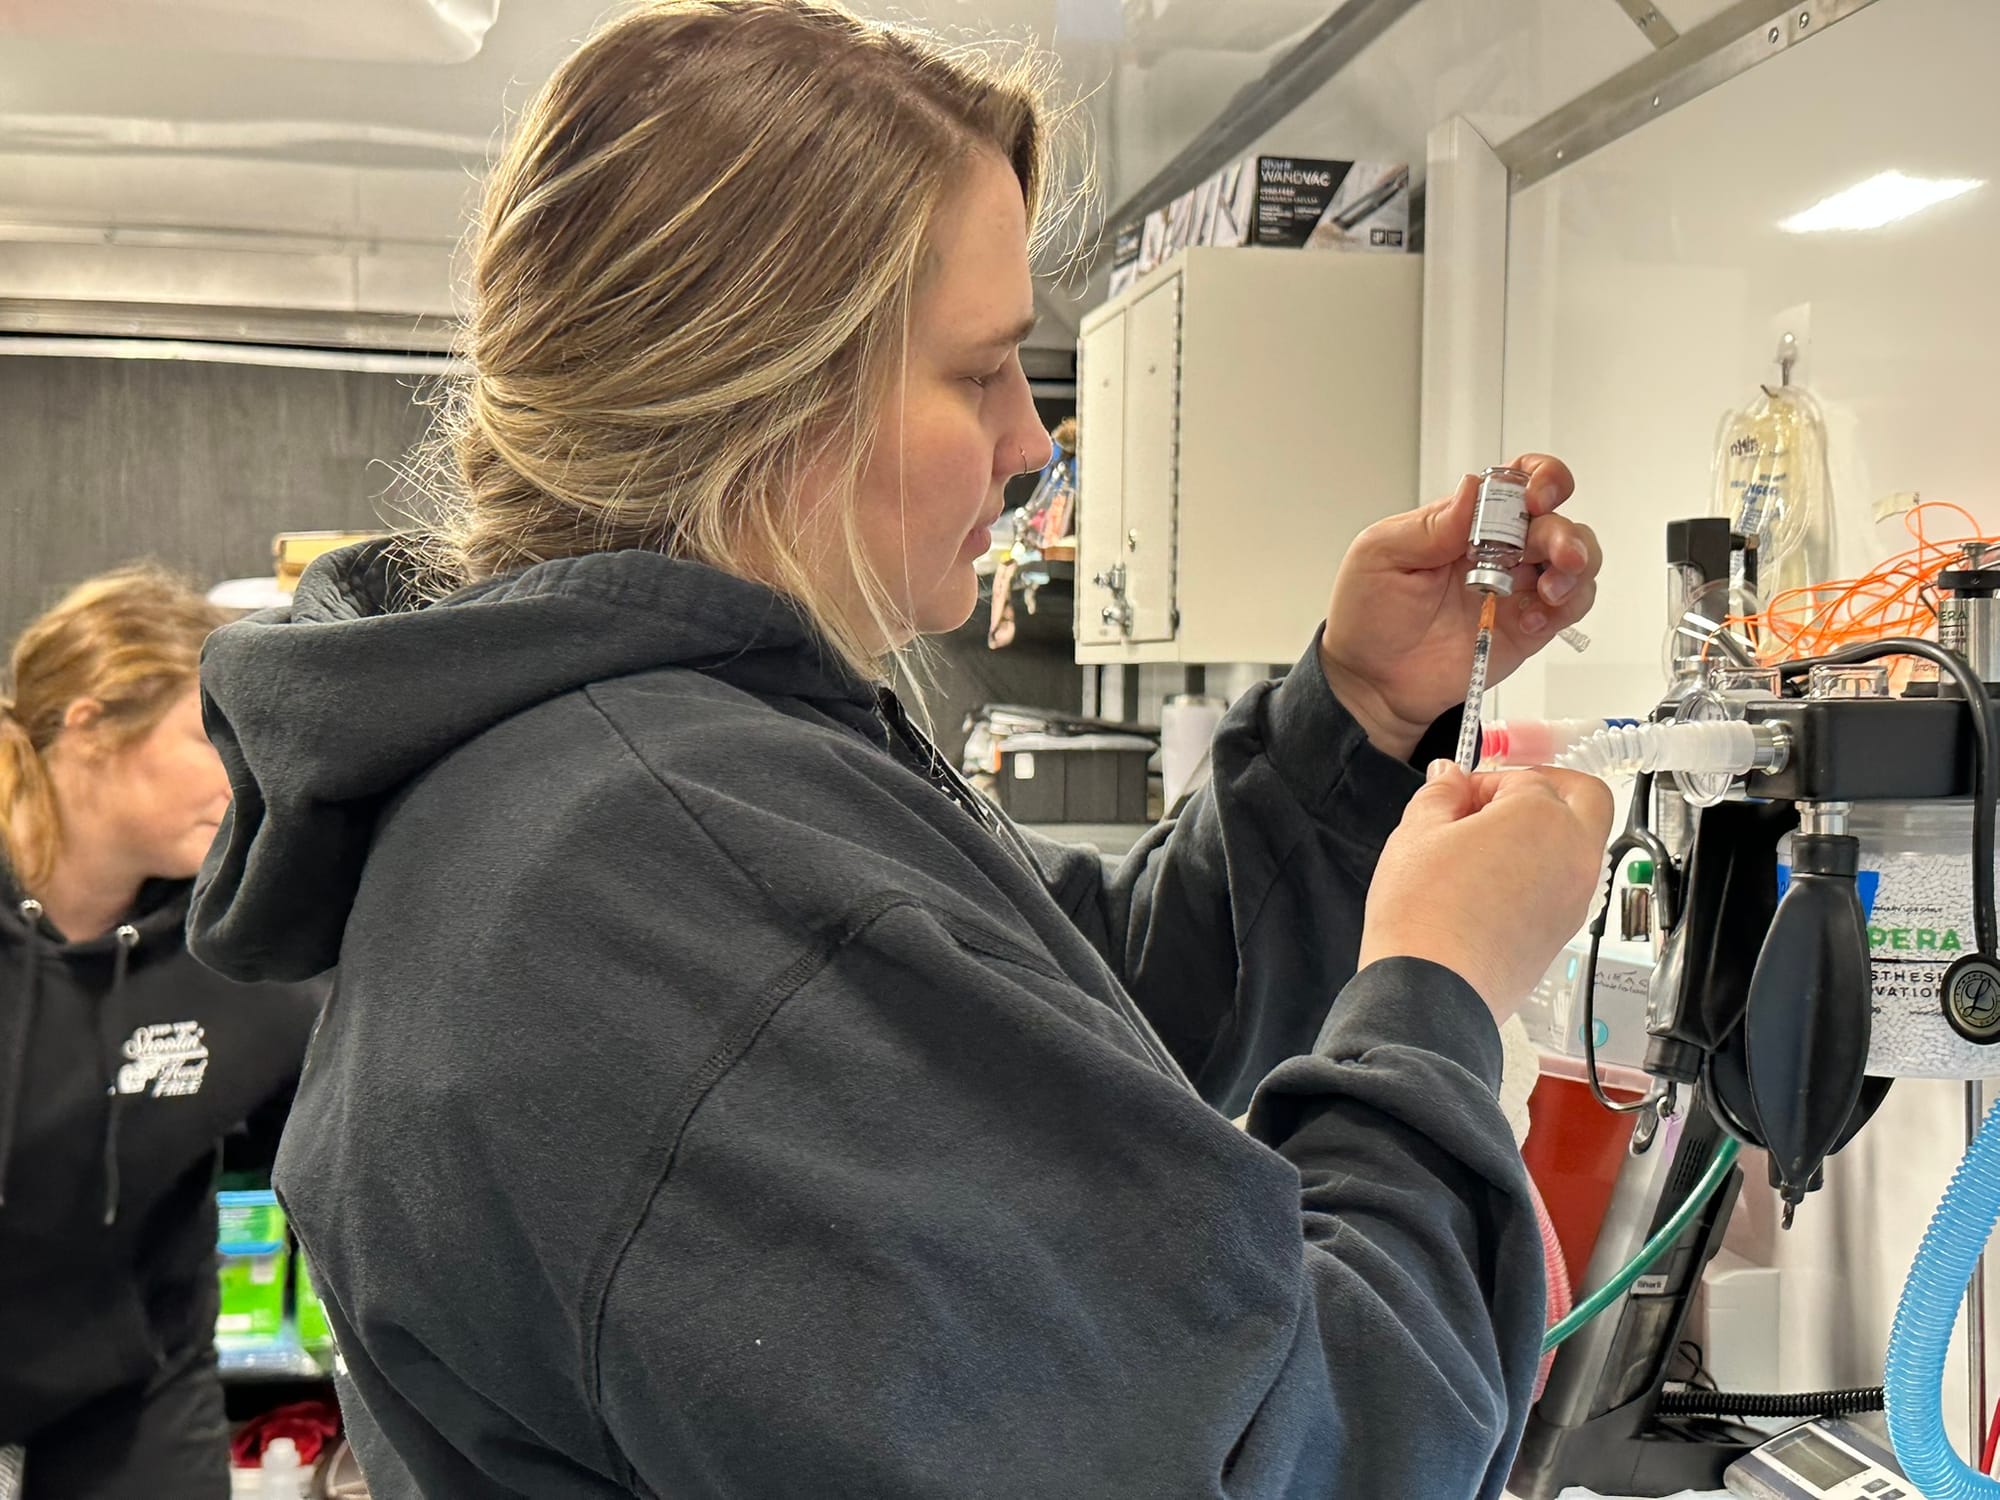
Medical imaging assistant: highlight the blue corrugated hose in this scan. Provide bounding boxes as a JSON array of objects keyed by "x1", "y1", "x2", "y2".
[{"x1": 1884, "y1": 1095, "x2": 2000, "y2": 1496}]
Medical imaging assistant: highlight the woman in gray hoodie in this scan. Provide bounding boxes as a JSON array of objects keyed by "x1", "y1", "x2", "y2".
[{"x1": 189, "y1": 3, "x2": 1610, "y2": 1496}]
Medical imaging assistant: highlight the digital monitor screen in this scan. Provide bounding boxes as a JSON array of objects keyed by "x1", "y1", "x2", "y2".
[{"x1": 1767, "y1": 1428, "x2": 1869, "y2": 1490}]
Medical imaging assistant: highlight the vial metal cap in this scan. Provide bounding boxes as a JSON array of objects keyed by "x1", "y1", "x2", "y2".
[{"x1": 1465, "y1": 565, "x2": 1513, "y2": 595}]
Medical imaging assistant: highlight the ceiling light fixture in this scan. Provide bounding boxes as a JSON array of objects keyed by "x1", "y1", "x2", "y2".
[{"x1": 1780, "y1": 170, "x2": 1982, "y2": 234}]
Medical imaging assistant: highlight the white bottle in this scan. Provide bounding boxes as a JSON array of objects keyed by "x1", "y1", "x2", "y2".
[{"x1": 261, "y1": 1437, "x2": 305, "y2": 1500}]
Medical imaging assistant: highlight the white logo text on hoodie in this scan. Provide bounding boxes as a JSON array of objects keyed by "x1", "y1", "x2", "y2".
[{"x1": 116, "y1": 1021, "x2": 210, "y2": 1098}]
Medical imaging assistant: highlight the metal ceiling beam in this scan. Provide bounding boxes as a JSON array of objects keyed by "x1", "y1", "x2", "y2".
[
  {"x1": 0, "y1": 299, "x2": 1075, "y2": 384},
  {"x1": 1498, "y1": 0, "x2": 1883, "y2": 191},
  {"x1": 0, "y1": 297, "x2": 456, "y2": 352},
  {"x1": 1093, "y1": 0, "x2": 1424, "y2": 250},
  {"x1": 0, "y1": 334, "x2": 457, "y2": 375},
  {"x1": 1609, "y1": 0, "x2": 1681, "y2": 49}
]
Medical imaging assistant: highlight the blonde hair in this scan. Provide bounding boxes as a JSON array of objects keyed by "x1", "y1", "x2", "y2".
[
  {"x1": 422, "y1": 0, "x2": 1057, "y2": 680},
  {"x1": 0, "y1": 565, "x2": 227, "y2": 892}
]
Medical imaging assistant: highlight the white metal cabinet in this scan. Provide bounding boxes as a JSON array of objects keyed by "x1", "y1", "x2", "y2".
[
  {"x1": 1077, "y1": 272, "x2": 1182, "y2": 646},
  {"x1": 1076, "y1": 295, "x2": 1129, "y2": 648},
  {"x1": 1118, "y1": 276, "x2": 1183, "y2": 644},
  {"x1": 1074, "y1": 247, "x2": 1423, "y2": 666}
]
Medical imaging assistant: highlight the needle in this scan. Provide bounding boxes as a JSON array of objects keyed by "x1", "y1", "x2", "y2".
[{"x1": 1453, "y1": 592, "x2": 1498, "y2": 774}]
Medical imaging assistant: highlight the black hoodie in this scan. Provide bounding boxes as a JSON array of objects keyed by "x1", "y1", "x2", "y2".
[
  {"x1": 190, "y1": 540, "x2": 1544, "y2": 1499},
  {"x1": 0, "y1": 870, "x2": 320, "y2": 1443}
]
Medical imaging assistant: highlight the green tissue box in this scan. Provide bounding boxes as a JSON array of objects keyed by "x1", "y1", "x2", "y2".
[
  {"x1": 216, "y1": 1246, "x2": 288, "y2": 1340},
  {"x1": 216, "y1": 1188, "x2": 285, "y2": 1252},
  {"x1": 216, "y1": 1189, "x2": 288, "y2": 1341}
]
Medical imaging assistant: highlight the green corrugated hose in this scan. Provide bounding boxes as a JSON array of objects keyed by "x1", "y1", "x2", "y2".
[{"x1": 1541, "y1": 1136, "x2": 1742, "y2": 1355}]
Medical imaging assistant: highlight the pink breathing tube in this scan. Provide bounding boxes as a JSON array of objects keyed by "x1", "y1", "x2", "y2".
[{"x1": 1527, "y1": 1172, "x2": 1573, "y2": 1402}]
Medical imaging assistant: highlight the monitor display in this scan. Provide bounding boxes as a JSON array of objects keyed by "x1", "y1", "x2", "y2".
[{"x1": 1767, "y1": 1428, "x2": 1869, "y2": 1490}]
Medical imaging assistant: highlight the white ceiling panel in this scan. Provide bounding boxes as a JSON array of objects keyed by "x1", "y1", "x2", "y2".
[
  {"x1": 0, "y1": 0, "x2": 1699, "y2": 338},
  {"x1": 0, "y1": 0, "x2": 500, "y2": 63}
]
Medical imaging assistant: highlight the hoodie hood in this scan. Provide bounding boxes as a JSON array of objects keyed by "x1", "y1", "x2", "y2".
[{"x1": 190, "y1": 540, "x2": 877, "y2": 986}]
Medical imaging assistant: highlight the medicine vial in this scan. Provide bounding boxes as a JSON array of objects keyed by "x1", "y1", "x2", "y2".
[{"x1": 1466, "y1": 465, "x2": 1532, "y2": 594}]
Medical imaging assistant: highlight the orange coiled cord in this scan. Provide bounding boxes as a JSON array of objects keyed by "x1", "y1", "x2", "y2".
[{"x1": 1721, "y1": 502, "x2": 1996, "y2": 678}]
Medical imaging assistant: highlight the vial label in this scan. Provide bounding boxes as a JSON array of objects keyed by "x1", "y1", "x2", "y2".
[{"x1": 1472, "y1": 476, "x2": 1530, "y2": 549}]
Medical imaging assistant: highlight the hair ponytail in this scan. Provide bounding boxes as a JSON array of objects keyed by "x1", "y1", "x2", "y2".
[
  {"x1": 0, "y1": 566, "x2": 227, "y2": 894},
  {"x1": 0, "y1": 698, "x2": 60, "y2": 893}
]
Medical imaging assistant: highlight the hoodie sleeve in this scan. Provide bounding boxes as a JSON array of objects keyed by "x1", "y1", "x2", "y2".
[
  {"x1": 595, "y1": 906, "x2": 1542, "y2": 1500},
  {"x1": 1019, "y1": 627, "x2": 1457, "y2": 1114},
  {"x1": 221, "y1": 978, "x2": 325, "y2": 1172}
]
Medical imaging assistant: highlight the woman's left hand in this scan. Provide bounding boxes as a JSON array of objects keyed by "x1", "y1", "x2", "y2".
[{"x1": 1319, "y1": 455, "x2": 1600, "y2": 760}]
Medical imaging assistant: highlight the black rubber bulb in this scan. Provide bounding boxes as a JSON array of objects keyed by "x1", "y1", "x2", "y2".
[{"x1": 1742, "y1": 831, "x2": 1872, "y2": 1226}]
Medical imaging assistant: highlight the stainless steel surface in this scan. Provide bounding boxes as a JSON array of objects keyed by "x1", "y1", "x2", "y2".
[
  {"x1": 1655, "y1": 778, "x2": 1694, "y2": 863},
  {"x1": 1940, "y1": 535, "x2": 2000, "y2": 684},
  {"x1": 1750, "y1": 720, "x2": 1792, "y2": 774},
  {"x1": 1089, "y1": 0, "x2": 1424, "y2": 260},
  {"x1": 1797, "y1": 800, "x2": 1852, "y2": 837},
  {"x1": 1939, "y1": 592, "x2": 2000, "y2": 685},
  {"x1": 1497, "y1": 0, "x2": 1884, "y2": 191},
  {"x1": 1620, "y1": 883, "x2": 1653, "y2": 942},
  {"x1": 1776, "y1": 329, "x2": 1800, "y2": 385},
  {"x1": 1609, "y1": 0, "x2": 1681, "y2": 49}
]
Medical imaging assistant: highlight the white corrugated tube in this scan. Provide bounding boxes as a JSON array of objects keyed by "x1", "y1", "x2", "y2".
[{"x1": 1554, "y1": 720, "x2": 1762, "y2": 780}]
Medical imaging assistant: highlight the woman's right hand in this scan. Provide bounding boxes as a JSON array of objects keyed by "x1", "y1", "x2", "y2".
[{"x1": 1359, "y1": 762, "x2": 1614, "y2": 1021}]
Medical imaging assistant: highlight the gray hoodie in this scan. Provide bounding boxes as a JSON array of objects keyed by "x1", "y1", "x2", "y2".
[{"x1": 190, "y1": 540, "x2": 1542, "y2": 1499}]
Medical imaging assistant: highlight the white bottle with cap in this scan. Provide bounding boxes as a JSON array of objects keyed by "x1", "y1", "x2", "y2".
[{"x1": 261, "y1": 1437, "x2": 306, "y2": 1500}]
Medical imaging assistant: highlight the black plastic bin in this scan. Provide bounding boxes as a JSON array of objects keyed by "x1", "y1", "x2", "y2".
[{"x1": 993, "y1": 733, "x2": 1156, "y2": 824}]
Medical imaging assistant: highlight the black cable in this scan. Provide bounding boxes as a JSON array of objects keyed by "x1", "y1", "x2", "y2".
[
  {"x1": 1772, "y1": 637, "x2": 1996, "y2": 958},
  {"x1": 1672, "y1": 1338, "x2": 1719, "y2": 1393},
  {"x1": 1656, "y1": 1386, "x2": 1884, "y2": 1419}
]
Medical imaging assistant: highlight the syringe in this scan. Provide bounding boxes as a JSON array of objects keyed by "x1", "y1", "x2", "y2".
[{"x1": 1453, "y1": 593, "x2": 1497, "y2": 772}]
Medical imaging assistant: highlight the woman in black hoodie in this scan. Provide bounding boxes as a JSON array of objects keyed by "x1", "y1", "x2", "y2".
[
  {"x1": 0, "y1": 565, "x2": 322, "y2": 1500},
  {"x1": 189, "y1": 5, "x2": 1611, "y2": 1496}
]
